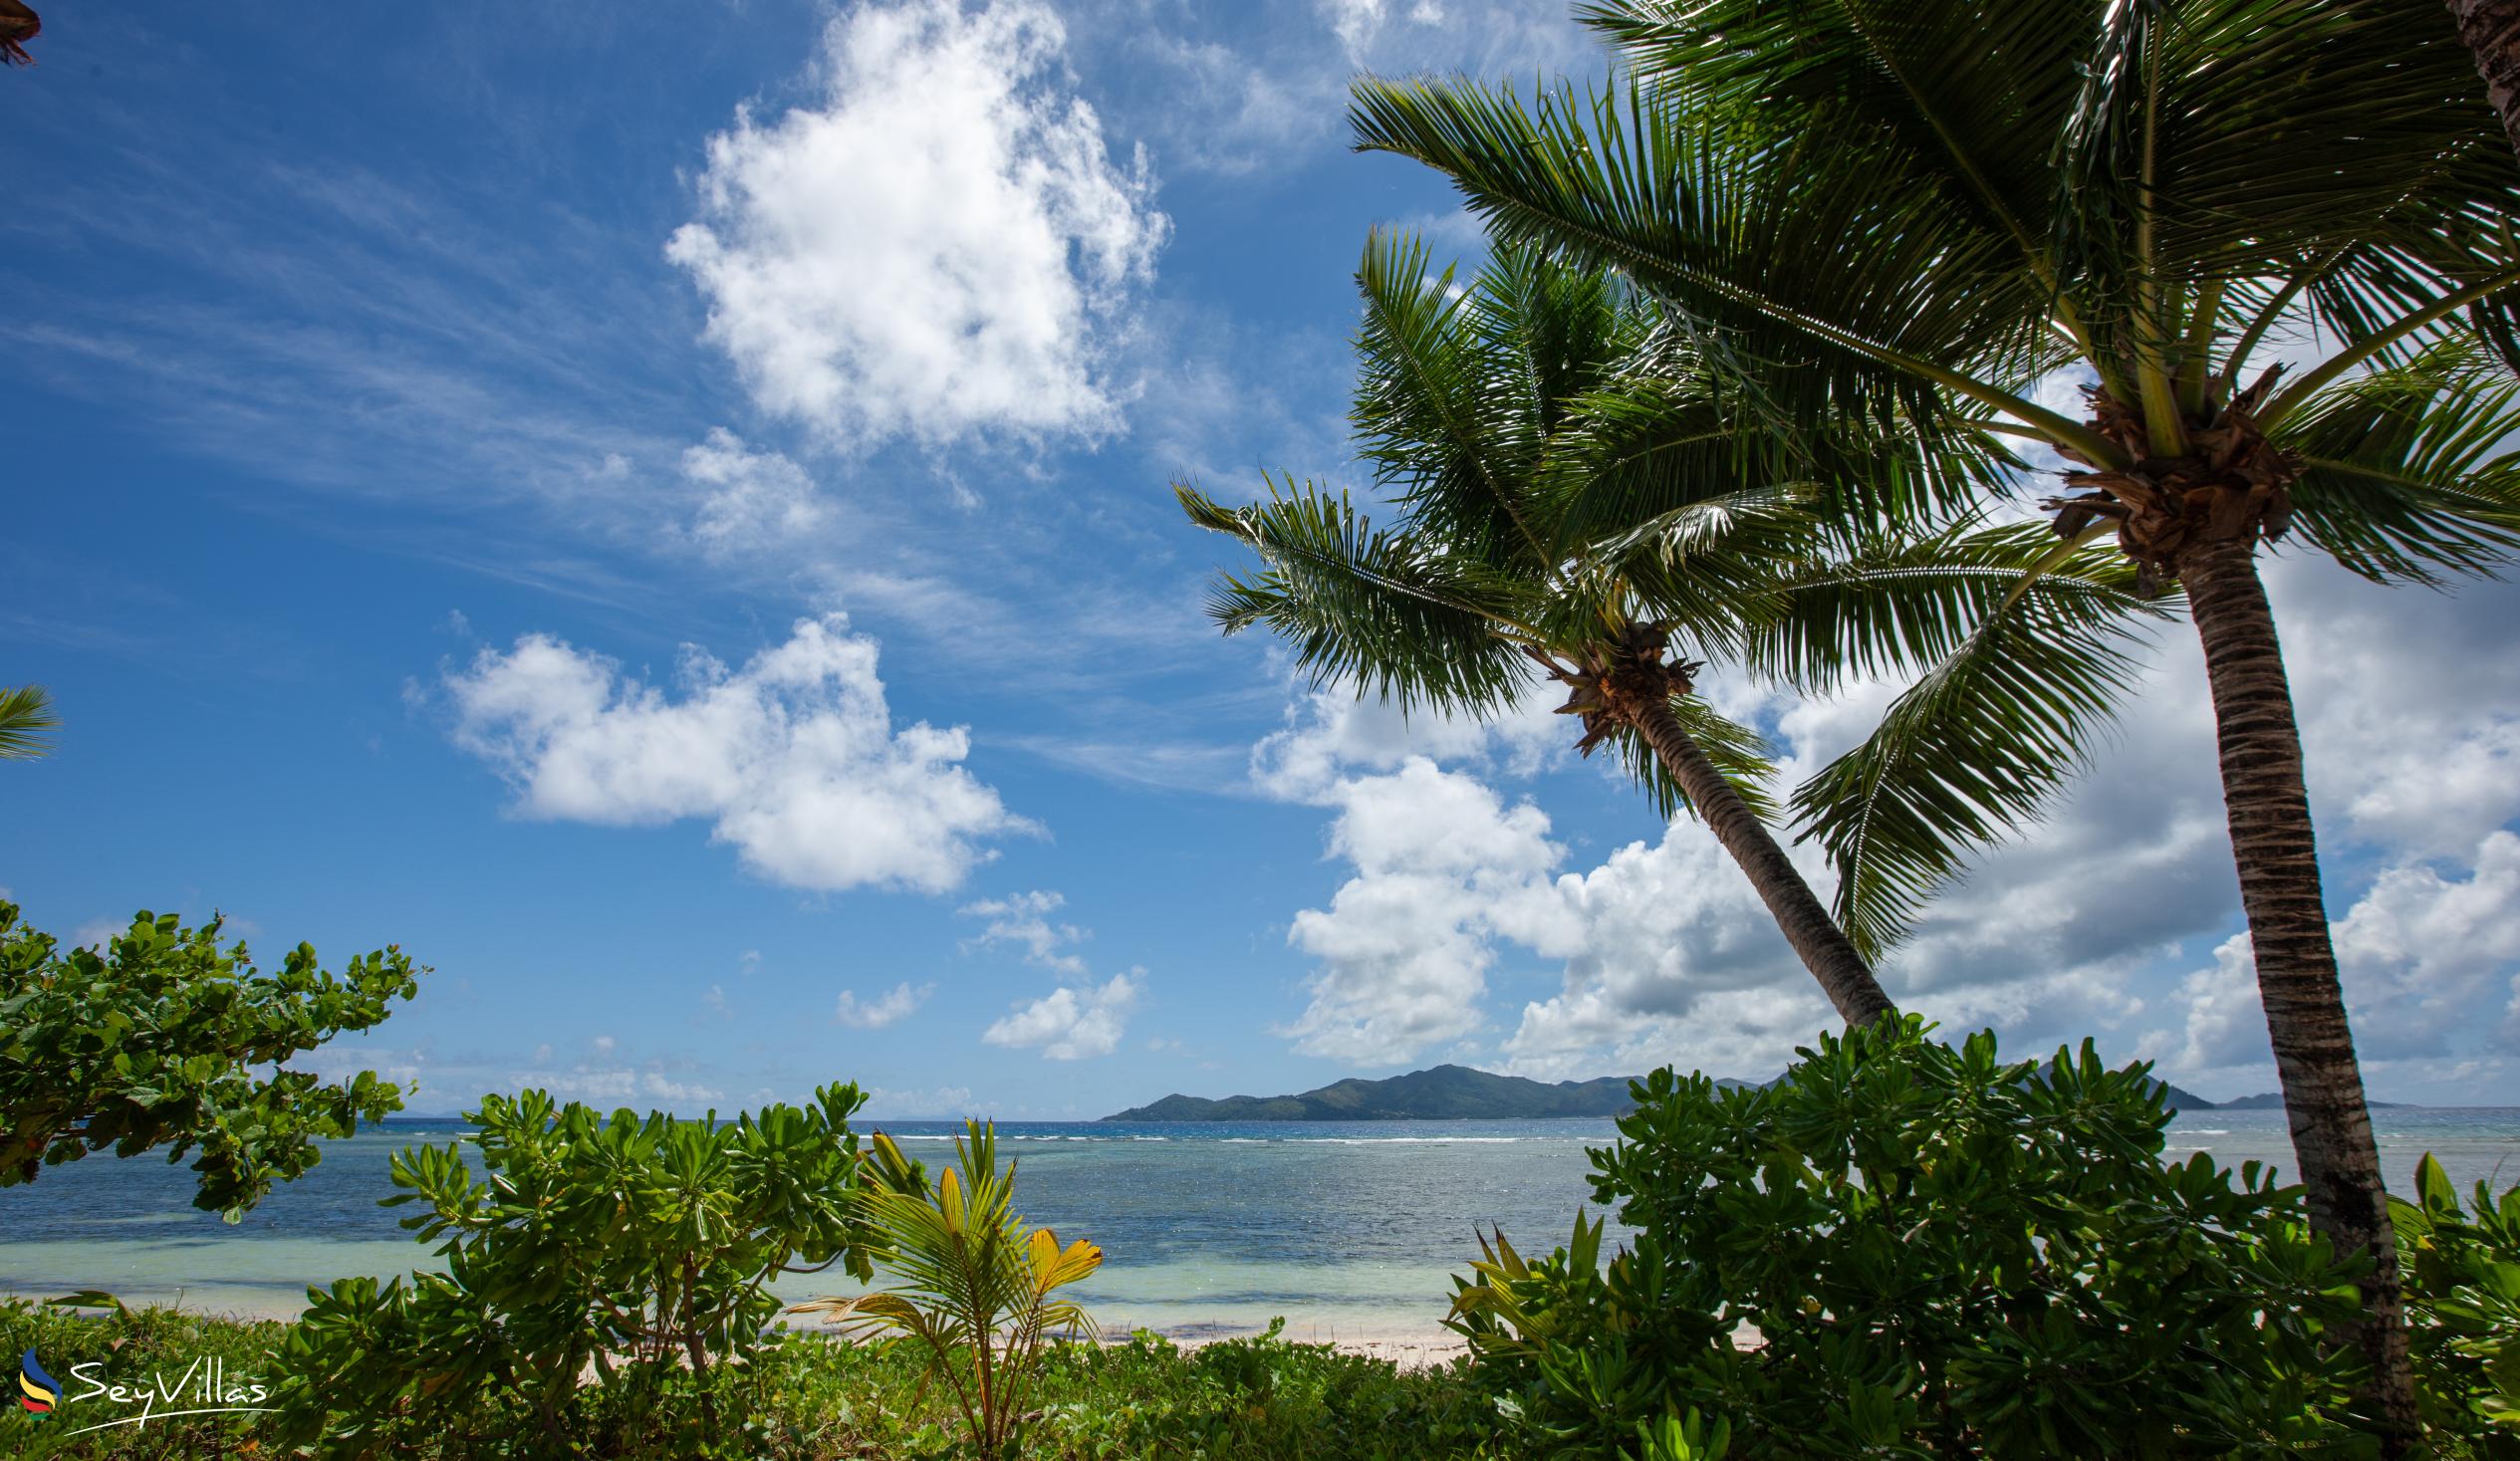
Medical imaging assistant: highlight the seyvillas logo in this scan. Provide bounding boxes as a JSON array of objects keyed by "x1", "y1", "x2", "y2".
[
  {"x1": 18, "y1": 1349, "x2": 58, "y2": 1417},
  {"x1": 11, "y1": 1350, "x2": 273, "y2": 1435}
]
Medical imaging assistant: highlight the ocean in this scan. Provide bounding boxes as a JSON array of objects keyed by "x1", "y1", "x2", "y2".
[{"x1": 3, "y1": 1109, "x2": 2514, "y2": 1344}]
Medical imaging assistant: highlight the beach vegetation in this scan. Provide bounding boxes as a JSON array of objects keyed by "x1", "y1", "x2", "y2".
[
  {"x1": 1446, "y1": 1017, "x2": 2365, "y2": 1457},
  {"x1": 2, "y1": 1299, "x2": 1505, "y2": 1460},
  {"x1": 4, "y1": 1063, "x2": 2515, "y2": 1459},
  {"x1": 788, "y1": 1120, "x2": 1103, "y2": 1456},
  {"x1": 268, "y1": 1083, "x2": 885, "y2": 1456},
  {"x1": 1352, "y1": 1, "x2": 2520, "y2": 1429},
  {"x1": 2394, "y1": 1153, "x2": 2520, "y2": 1452},
  {"x1": 0, "y1": 900, "x2": 419, "y2": 1216},
  {"x1": 0, "y1": 1296, "x2": 286, "y2": 1457}
]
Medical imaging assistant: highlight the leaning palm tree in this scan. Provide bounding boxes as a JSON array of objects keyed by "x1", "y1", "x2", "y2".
[
  {"x1": 1347, "y1": 0, "x2": 2520, "y2": 1436},
  {"x1": 0, "y1": 685, "x2": 58, "y2": 759},
  {"x1": 1179, "y1": 233, "x2": 2153, "y2": 1028}
]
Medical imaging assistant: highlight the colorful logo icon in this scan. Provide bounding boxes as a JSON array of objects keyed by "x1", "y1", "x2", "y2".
[{"x1": 18, "y1": 1348, "x2": 58, "y2": 1418}]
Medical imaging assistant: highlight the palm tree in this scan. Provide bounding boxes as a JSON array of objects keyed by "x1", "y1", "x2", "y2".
[
  {"x1": 1346, "y1": 0, "x2": 2520, "y2": 1437},
  {"x1": 789, "y1": 1123, "x2": 1101, "y2": 1456},
  {"x1": 0, "y1": 685, "x2": 58, "y2": 759},
  {"x1": 1178, "y1": 234, "x2": 2153, "y2": 1029}
]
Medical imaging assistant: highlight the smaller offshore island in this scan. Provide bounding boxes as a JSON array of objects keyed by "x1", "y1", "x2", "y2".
[{"x1": 1098, "y1": 1063, "x2": 2339, "y2": 1121}]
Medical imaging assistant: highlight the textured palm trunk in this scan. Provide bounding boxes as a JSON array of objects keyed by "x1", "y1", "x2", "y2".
[
  {"x1": 2178, "y1": 536, "x2": 2417, "y2": 1451},
  {"x1": 2451, "y1": 0, "x2": 2520, "y2": 163},
  {"x1": 1632, "y1": 695, "x2": 1896, "y2": 1026}
]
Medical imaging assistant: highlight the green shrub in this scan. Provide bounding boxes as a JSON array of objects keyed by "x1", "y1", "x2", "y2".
[
  {"x1": 722, "y1": 1319, "x2": 1508, "y2": 1459},
  {"x1": 0, "y1": 900, "x2": 419, "y2": 1215},
  {"x1": 4, "y1": 1301, "x2": 1504, "y2": 1459},
  {"x1": 270, "y1": 1083, "x2": 882, "y2": 1457},
  {"x1": 1446, "y1": 1017, "x2": 2365, "y2": 1459},
  {"x1": 2395, "y1": 1153, "x2": 2520, "y2": 1457}
]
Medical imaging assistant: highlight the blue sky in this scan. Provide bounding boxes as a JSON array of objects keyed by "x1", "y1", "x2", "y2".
[{"x1": 7, "y1": 1, "x2": 2518, "y2": 1117}]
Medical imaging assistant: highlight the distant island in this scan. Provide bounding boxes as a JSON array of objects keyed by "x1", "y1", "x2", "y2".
[
  {"x1": 2208, "y1": 1091, "x2": 2403, "y2": 1109},
  {"x1": 1103, "y1": 1064, "x2": 1751, "y2": 1121},
  {"x1": 2154, "y1": 1081, "x2": 2219, "y2": 1110},
  {"x1": 1099, "y1": 1065, "x2": 2373, "y2": 1122}
]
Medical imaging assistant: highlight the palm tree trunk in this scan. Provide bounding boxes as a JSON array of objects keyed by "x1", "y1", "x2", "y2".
[
  {"x1": 2450, "y1": 0, "x2": 2520, "y2": 164},
  {"x1": 2177, "y1": 535, "x2": 2416, "y2": 1451},
  {"x1": 1631, "y1": 695, "x2": 1896, "y2": 1026}
]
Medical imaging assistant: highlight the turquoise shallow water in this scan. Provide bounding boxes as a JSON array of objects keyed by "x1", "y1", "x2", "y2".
[{"x1": 2, "y1": 1109, "x2": 2513, "y2": 1342}]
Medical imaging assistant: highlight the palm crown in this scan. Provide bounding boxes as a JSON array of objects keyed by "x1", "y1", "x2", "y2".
[
  {"x1": 1183, "y1": 234, "x2": 1787, "y2": 815},
  {"x1": 1350, "y1": 1, "x2": 2520, "y2": 580},
  {"x1": 1180, "y1": 231, "x2": 2155, "y2": 1021}
]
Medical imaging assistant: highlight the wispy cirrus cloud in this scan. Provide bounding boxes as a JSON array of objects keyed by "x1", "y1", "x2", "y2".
[{"x1": 958, "y1": 889, "x2": 1089, "y2": 974}]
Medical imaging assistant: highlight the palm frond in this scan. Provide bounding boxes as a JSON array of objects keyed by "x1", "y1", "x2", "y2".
[
  {"x1": 1355, "y1": 230, "x2": 1552, "y2": 570},
  {"x1": 2140, "y1": 0, "x2": 2519, "y2": 287},
  {"x1": 1569, "y1": 487, "x2": 1834, "y2": 663},
  {"x1": 1347, "y1": 77, "x2": 2066, "y2": 447},
  {"x1": 792, "y1": 1121, "x2": 1097, "y2": 1454},
  {"x1": 1453, "y1": 1, "x2": 2520, "y2": 458},
  {"x1": 1462, "y1": 242, "x2": 1641, "y2": 445},
  {"x1": 1788, "y1": 568, "x2": 2169, "y2": 958},
  {"x1": 1604, "y1": 694, "x2": 1782, "y2": 827},
  {"x1": 1176, "y1": 479, "x2": 1539, "y2": 714},
  {"x1": 1537, "y1": 365, "x2": 1797, "y2": 555},
  {"x1": 2275, "y1": 338, "x2": 2520, "y2": 585},
  {"x1": 0, "y1": 685, "x2": 59, "y2": 760},
  {"x1": 1585, "y1": 0, "x2": 2101, "y2": 278},
  {"x1": 1736, "y1": 521, "x2": 2167, "y2": 697}
]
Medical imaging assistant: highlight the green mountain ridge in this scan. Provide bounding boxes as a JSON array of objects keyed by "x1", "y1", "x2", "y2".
[
  {"x1": 1104, "y1": 1065, "x2": 2257, "y2": 1122},
  {"x1": 2151, "y1": 1080, "x2": 2220, "y2": 1111},
  {"x1": 2208, "y1": 1091, "x2": 2404, "y2": 1109},
  {"x1": 1102, "y1": 1064, "x2": 1754, "y2": 1121}
]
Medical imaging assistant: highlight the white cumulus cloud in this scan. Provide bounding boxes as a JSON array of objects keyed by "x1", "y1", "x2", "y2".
[
  {"x1": 983, "y1": 972, "x2": 1141, "y2": 1060},
  {"x1": 1252, "y1": 683, "x2": 1562, "y2": 804},
  {"x1": 666, "y1": 0, "x2": 1167, "y2": 450},
  {"x1": 1280, "y1": 758, "x2": 1563, "y2": 1064},
  {"x1": 441, "y1": 614, "x2": 1025, "y2": 893},
  {"x1": 2151, "y1": 831, "x2": 2520, "y2": 1083},
  {"x1": 835, "y1": 980, "x2": 934, "y2": 1030}
]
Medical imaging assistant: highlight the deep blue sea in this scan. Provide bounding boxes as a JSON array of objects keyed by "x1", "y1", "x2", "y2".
[{"x1": 3, "y1": 1109, "x2": 2514, "y2": 1343}]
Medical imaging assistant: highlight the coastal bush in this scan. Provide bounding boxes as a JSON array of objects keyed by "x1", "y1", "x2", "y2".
[
  {"x1": 2394, "y1": 1154, "x2": 2520, "y2": 1456},
  {"x1": 0, "y1": 900, "x2": 420, "y2": 1215},
  {"x1": 1446, "y1": 1017, "x2": 2365, "y2": 1459},
  {"x1": 3, "y1": 1300, "x2": 1504, "y2": 1459},
  {"x1": 0, "y1": 1295, "x2": 286, "y2": 1458},
  {"x1": 749, "y1": 1322, "x2": 1507, "y2": 1459},
  {"x1": 268, "y1": 1083, "x2": 887, "y2": 1457},
  {"x1": 788, "y1": 1120, "x2": 1102, "y2": 1455}
]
